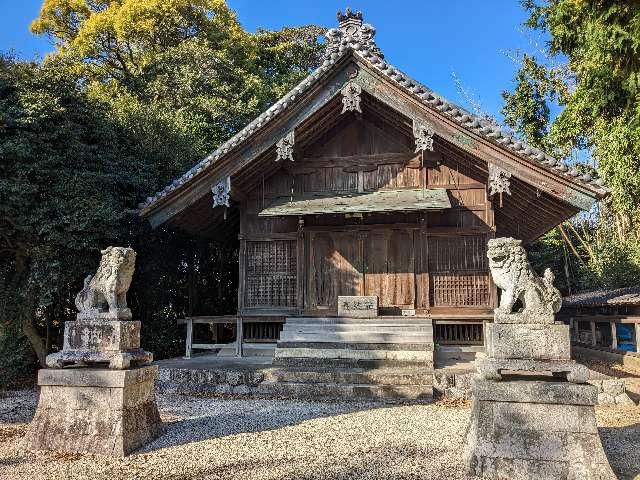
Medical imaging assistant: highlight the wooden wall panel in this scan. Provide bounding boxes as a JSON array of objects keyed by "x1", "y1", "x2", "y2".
[
  {"x1": 308, "y1": 232, "x2": 363, "y2": 309},
  {"x1": 364, "y1": 230, "x2": 389, "y2": 302},
  {"x1": 363, "y1": 229, "x2": 415, "y2": 308},
  {"x1": 387, "y1": 230, "x2": 415, "y2": 307},
  {"x1": 363, "y1": 163, "x2": 423, "y2": 191}
]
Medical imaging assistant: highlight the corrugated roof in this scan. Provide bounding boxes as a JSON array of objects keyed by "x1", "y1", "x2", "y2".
[
  {"x1": 258, "y1": 188, "x2": 451, "y2": 217},
  {"x1": 139, "y1": 9, "x2": 609, "y2": 215},
  {"x1": 563, "y1": 287, "x2": 640, "y2": 307}
]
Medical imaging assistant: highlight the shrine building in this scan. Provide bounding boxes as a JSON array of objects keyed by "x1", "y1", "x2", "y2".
[{"x1": 139, "y1": 9, "x2": 608, "y2": 398}]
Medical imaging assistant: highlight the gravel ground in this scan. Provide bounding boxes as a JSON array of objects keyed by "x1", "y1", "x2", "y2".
[{"x1": 0, "y1": 390, "x2": 639, "y2": 480}]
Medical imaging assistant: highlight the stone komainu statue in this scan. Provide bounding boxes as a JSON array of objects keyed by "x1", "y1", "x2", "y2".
[
  {"x1": 75, "y1": 246, "x2": 136, "y2": 318},
  {"x1": 487, "y1": 237, "x2": 561, "y2": 322}
]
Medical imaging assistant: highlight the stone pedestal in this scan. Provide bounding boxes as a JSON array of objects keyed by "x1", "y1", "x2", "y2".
[
  {"x1": 465, "y1": 378, "x2": 616, "y2": 480},
  {"x1": 24, "y1": 366, "x2": 163, "y2": 457},
  {"x1": 46, "y1": 317, "x2": 152, "y2": 369},
  {"x1": 478, "y1": 322, "x2": 589, "y2": 383}
]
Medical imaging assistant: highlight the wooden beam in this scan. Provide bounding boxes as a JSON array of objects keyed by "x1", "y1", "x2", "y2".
[
  {"x1": 235, "y1": 316, "x2": 244, "y2": 358},
  {"x1": 184, "y1": 318, "x2": 193, "y2": 359}
]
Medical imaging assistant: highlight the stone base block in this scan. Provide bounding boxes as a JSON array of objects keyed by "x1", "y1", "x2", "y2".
[
  {"x1": 23, "y1": 366, "x2": 163, "y2": 457},
  {"x1": 63, "y1": 319, "x2": 141, "y2": 352},
  {"x1": 477, "y1": 357, "x2": 589, "y2": 384},
  {"x1": 485, "y1": 323, "x2": 570, "y2": 361},
  {"x1": 465, "y1": 378, "x2": 616, "y2": 480},
  {"x1": 46, "y1": 348, "x2": 152, "y2": 369}
]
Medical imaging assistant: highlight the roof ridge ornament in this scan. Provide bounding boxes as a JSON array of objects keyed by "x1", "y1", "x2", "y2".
[{"x1": 324, "y1": 8, "x2": 383, "y2": 61}]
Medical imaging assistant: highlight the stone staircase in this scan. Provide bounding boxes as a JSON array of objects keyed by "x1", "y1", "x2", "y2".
[{"x1": 259, "y1": 317, "x2": 434, "y2": 401}]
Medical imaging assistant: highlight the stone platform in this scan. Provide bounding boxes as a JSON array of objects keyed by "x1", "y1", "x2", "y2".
[
  {"x1": 24, "y1": 365, "x2": 163, "y2": 457},
  {"x1": 465, "y1": 377, "x2": 616, "y2": 480},
  {"x1": 156, "y1": 353, "x2": 434, "y2": 401}
]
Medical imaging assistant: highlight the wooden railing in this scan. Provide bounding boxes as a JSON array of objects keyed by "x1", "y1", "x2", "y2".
[{"x1": 434, "y1": 321, "x2": 484, "y2": 345}]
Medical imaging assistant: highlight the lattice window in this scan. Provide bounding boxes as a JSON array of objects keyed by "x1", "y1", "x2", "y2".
[
  {"x1": 428, "y1": 235, "x2": 490, "y2": 307},
  {"x1": 245, "y1": 240, "x2": 297, "y2": 308},
  {"x1": 431, "y1": 273, "x2": 490, "y2": 306}
]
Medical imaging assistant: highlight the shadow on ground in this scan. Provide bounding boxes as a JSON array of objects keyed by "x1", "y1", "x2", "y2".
[{"x1": 140, "y1": 394, "x2": 389, "y2": 452}]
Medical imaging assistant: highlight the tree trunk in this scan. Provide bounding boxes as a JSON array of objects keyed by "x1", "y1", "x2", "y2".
[{"x1": 21, "y1": 291, "x2": 46, "y2": 367}]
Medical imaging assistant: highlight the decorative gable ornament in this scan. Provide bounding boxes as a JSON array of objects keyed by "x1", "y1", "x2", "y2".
[
  {"x1": 413, "y1": 120, "x2": 435, "y2": 153},
  {"x1": 341, "y1": 82, "x2": 362, "y2": 113},
  {"x1": 276, "y1": 130, "x2": 295, "y2": 162},
  {"x1": 488, "y1": 163, "x2": 512, "y2": 196},
  {"x1": 211, "y1": 176, "x2": 231, "y2": 208},
  {"x1": 324, "y1": 8, "x2": 383, "y2": 61}
]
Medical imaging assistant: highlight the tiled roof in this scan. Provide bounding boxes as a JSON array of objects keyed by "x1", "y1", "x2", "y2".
[
  {"x1": 139, "y1": 9, "x2": 609, "y2": 212},
  {"x1": 563, "y1": 287, "x2": 640, "y2": 307}
]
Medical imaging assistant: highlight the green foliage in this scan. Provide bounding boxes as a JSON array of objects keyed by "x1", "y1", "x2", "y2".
[
  {"x1": 508, "y1": 0, "x2": 640, "y2": 213},
  {"x1": 1, "y1": 0, "x2": 323, "y2": 384},
  {"x1": 506, "y1": 1, "x2": 640, "y2": 292}
]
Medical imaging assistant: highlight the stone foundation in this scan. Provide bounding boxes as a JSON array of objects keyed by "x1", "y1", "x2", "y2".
[
  {"x1": 24, "y1": 365, "x2": 163, "y2": 457},
  {"x1": 465, "y1": 377, "x2": 616, "y2": 480}
]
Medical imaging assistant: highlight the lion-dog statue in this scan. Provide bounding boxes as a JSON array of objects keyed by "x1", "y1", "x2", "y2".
[
  {"x1": 487, "y1": 237, "x2": 561, "y2": 323},
  {"x1": 75, "y1": 246, "x2": 136, "y2": 319}
]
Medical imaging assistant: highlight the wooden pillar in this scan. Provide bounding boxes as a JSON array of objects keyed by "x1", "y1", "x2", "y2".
[
  {"x1": 235, "y1": 316, "x2": 243, "y2": 358},
  {"x1": 590, "y1": 321, "x2": 597, "y2": 346},
  {"x1": 635, "y1": 322, "x2": 640, "y2": 353},
  {"x1": 184, "y1": 318, "x2": 193, "y2": 359},
  {"x1": 610, "y1": 322, "x2": 618, "y2": 351}
]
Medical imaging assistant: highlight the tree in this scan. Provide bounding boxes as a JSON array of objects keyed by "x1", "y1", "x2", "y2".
[
  {"x1": 503, "y1": 1, "x2": 640, "y2": 291},
  {"x1": 505, "y1": 1, "x2": 640, "y2": 213},
  {"x1": 31, "y1": 0, "x2": 324, "y2": 156},
  {"x1": 1, "y1": 1, "x2": 323, "y2": 380}
]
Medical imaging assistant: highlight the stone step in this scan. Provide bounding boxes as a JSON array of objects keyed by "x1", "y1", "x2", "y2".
[
  {"x1": 282, "y1": 325, "x2": 434, "y2": 334},
  {"x1": 273, "y1": 355, "x2": 432, "y2": 369},
  {"x1": 285, "y1": 317, "x2": 433, "y2": 326},
  {"x1": 277, "y1": 341, "x2": 433, "y2": 351},
  {"x1": 264, "y1": 367, "x2": 433, "y2": 386},
  {"x1": 274, "y1": 346, "x2": 433, "y2": 361},
  {"x1": 279, "y1": 332, "x2": 433, "y2": 343},
  {"x1": 217, "y1": 343, "x2": 276, "y2": 358},
  {"x1": 257, "y1": 381, "x2": 433, "y2": 401}
]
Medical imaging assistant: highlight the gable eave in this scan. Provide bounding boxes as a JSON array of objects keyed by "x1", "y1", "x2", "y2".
[{"x1": 140, "y1": 45, "x2": 608, "y2": 226}]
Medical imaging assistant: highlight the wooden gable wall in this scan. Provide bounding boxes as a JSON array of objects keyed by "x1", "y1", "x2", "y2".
[{"x1": 238, "y1": 106, "x2": 496, "y2": 316}]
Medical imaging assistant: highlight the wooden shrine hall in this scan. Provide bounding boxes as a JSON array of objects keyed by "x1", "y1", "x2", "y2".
[{"x1": 140, "y1": 9, "x2": 608, "y2": 395}]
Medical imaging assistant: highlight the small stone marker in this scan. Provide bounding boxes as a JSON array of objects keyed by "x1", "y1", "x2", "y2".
[
  {"x1": 464, "y1": 238, "x2": 615, "y2": 479},
  {"x1": 337, "y1": 295, "x2": 378, "y2": 318},
  {"x1": 24, "y1": 247, "x2": 163, "y2": 457}
]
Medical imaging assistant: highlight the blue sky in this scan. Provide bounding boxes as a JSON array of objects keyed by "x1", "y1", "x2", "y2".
[{"x1": 0, "y1": 0, "x2": 539, "y2": 122}]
